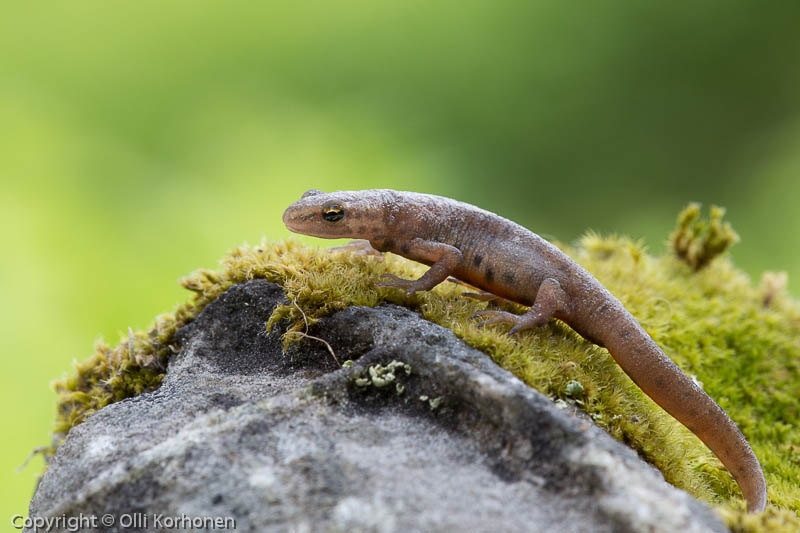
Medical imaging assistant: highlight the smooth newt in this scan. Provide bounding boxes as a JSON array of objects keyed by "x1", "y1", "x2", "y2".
[{"x1": 282, "y1": 188, "x2": 767, "y2": 512}]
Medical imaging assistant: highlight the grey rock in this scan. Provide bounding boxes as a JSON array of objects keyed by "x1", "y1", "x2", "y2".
[{"x1": 29, "y1": 279, "x2": 727, "y2": 532}]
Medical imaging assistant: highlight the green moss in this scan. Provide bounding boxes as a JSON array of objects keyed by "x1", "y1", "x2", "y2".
[
  {"x1": 49, "y1": 225, "x2": 800, "y2": 530},
  {"x1": 670, "y1": 202, "x2": 740, "y2": 271}
]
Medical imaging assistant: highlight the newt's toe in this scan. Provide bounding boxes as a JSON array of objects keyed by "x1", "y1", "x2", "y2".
[
  {"x1": 375, "y1": 274, "x2": 419, "y2": 296},
  {"x1": 472, "y1": 310, "x2": 520, "y2": 329}
]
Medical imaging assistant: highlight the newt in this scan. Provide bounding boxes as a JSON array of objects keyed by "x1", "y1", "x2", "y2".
[{"x1": 282, "y1": 188, "x2": 767, "y2": 512}]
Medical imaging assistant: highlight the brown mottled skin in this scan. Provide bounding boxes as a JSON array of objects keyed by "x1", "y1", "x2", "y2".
[{"x1": 283, "y1": 188, "x2": 767, "y2": 512}]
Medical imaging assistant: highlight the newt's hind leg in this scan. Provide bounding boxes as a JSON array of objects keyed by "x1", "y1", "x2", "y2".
[{"x1": 473, "y1": 278, "x2": 567, "y2": 335}]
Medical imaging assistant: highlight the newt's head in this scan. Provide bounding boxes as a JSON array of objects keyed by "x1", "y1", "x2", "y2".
[{"x1": 283, "y1": 189, "x2": 392, "y2": 239}]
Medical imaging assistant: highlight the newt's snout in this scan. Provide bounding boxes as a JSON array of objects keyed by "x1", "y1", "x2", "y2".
[
  {"x1": 282, "y1": 200, "x2": 345, "y2": 238},
  {"x1": 282, "y1": 206, "x2": 299, "y2": 232},
  {"x1": 282, "y1": 205, "x2": 315, "y2": 234}
]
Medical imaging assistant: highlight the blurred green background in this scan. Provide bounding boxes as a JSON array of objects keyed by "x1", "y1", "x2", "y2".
[{"x1": 2, "y1": 1, "x2": 799, "y2": 523}]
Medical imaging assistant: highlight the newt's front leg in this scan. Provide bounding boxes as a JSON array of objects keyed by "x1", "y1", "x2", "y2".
[
  {"x1": 375, "y1": 239, "x2": 462, "y2": 296},
  {"x1": 474, "y1": 278, "x2": 567, "y2": 335}
]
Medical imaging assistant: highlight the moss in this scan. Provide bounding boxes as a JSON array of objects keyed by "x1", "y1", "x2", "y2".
[
  {"x1": 718, "y1": 506, "x2": 800, "y2": 533},
  {"x1": 670, "y1": 202, "x2": 740, "y2": 271},
  {"x1": 49, "y1": 222, "x2": 800, "y2": 530}
]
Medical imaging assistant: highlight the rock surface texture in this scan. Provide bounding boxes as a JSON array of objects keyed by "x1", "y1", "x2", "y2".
[{"x1": 30, "y1": 279, "x2": 727, "y2": 532}]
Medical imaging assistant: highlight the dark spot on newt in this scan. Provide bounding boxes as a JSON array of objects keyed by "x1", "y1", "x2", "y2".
[
  {"x1": 473, "y1": 254, "x2": 483, "y2": 267},
  {"x1": 358, "y1": 225, "x2": 367, "y2": 234},
  {"x1": 485, "y1": 267, "x2": 494, "y2": 283},
  {"x1": 400, "y1": 243, "x2": 410, "y2": 254},
  {"x1": 502, "y1": 272, "x2": 515, "y2": 284},
  {"x1": 383, "y1": 238, "x2": 395, "y2": 251}
]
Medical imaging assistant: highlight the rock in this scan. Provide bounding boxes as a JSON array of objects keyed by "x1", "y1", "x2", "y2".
[{"x1": 29, "y1": 279, "x2": 727, "y2": 532}]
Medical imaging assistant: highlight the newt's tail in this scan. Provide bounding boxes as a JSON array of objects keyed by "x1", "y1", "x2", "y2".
[{"x1": 602, "y1": 324, "x2": 767, "y2": 512}]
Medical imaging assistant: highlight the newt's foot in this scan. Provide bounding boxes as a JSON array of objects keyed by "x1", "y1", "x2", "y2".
[
  {"x1": 472, "y1": 310, "x2": 547, "y2": 335},
  {"x1": 473, "y1": 310, "x2": 523, "y2": 335},
  {"x1": 463, "y1": 291, "x2": 494, "y2": 301},
  {"x1": 375, "y1": 274, "x2": 421, "y2": 297}
]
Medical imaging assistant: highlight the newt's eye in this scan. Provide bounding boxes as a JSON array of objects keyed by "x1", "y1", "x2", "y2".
[{"x1": 322, "y1": 204, "x2": 345, "y2": 222}]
